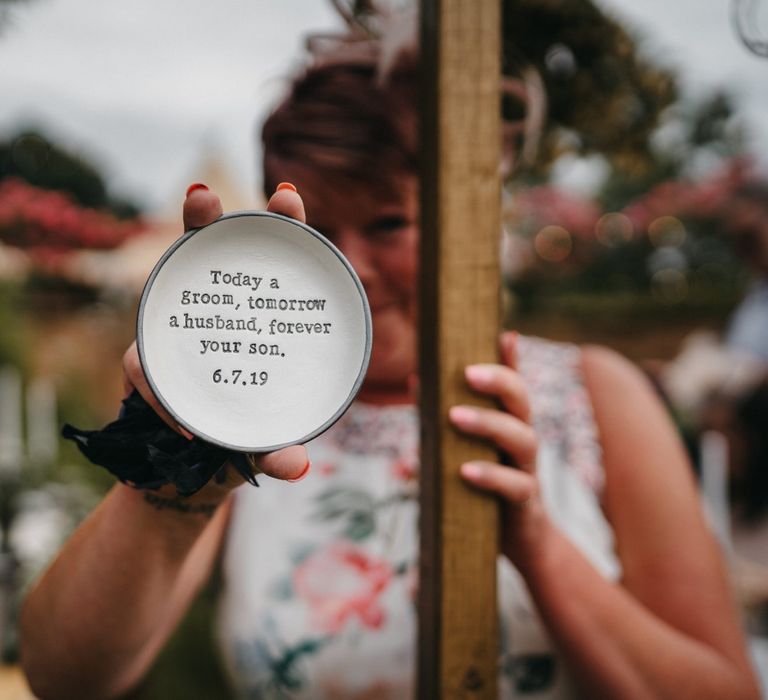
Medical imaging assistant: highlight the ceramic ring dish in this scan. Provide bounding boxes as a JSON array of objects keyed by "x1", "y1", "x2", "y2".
[{"x1": 137, "y1": 211, "x2": 372, "y2": 453}]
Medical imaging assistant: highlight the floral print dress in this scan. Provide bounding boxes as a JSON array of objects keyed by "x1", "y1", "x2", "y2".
[{"x1": 217, "y1": 337, "x2": 621, "y2": 699}]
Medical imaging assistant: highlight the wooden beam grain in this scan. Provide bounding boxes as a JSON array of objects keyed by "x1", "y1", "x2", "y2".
[{"x1": 418, "y1": 0, "x2": 502, "y2": 697}]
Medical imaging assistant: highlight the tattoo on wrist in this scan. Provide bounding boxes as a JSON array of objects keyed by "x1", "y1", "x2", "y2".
[{"x1": 142, "y1": 492, "x2": 219, "y2": 518}]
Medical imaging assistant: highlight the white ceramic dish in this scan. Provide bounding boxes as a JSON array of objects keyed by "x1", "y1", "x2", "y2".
[{"x1": 137, "y1": 211, "x2": 372, "y2": 452}]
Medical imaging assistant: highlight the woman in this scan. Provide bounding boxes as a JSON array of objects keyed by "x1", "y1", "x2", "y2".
[{"x1": 20, "y1": 26, "x2": 758, "y2": 700}]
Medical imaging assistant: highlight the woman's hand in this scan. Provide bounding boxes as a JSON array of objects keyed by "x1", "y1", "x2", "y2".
[
  {"x1": 121, "y1": 183, "x2": 310, "y2": 498},
  {"x1": 450, "y1": 331, "x2": 551, "y2": 572}
]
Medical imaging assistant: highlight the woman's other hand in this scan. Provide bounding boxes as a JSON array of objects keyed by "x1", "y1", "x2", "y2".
[
  {"x1": 450, "y1": 331, "x2": 550, "y2": 571},
  {"x1": 121, "y1": 182, "x2": 310, "y2": 495}
]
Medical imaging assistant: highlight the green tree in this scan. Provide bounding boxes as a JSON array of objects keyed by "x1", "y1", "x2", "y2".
[
  {"x1": 0, "y1": 130, "x2": 141, "y2": 218},
  {"x1": 502, "y1": 0, "x2": 677, "y2": 176},
  {"x1": 600, "y1": 90, "x2": 746, "y2": 210}
]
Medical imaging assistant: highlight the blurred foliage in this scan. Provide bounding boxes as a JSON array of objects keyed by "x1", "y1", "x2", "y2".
[
  {"x1": 497, "y1": 0, "x2": 753, "y2": 337},
  {"x1": 600, "y1": 91, "x2": 746, "y2": 210},
  {"x1": 503, "y1": 0, "x2": 677, "y2": 177},
  {"x1": 508, "y1": 201, "x2": 749, "y2": 328},
  {"x1": 0, "y1": 130, "x2": 141, "y2": 218},
  {"x1": 505, "y1": 84, "x2": 752, "y2": 325}
]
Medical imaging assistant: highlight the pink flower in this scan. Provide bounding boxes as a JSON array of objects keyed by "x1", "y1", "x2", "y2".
[
  {"x1": 622, "y1": 157, "x2": 756, "y2": 231},
  {"x1": 0, "y1": 177, "x2": 146, "y2": 264},
  {"x1": 293, "y1": 542, "x2": 392, "y2": 633}
]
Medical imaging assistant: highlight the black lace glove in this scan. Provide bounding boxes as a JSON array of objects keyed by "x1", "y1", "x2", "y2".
[{"x1": 62, "y1": 390, "x2": 258, "y2": 496}]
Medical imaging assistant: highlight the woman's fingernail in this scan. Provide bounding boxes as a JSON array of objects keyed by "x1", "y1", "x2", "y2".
[
  {"x1": 288, "y1": 459, "x2": 311, "y2": 483},
  {"x1": 177, "y1": 424, "x2": 194, "y2": 441},
  {"x1": 503, "y1": 331, "x2": 518, "y2": 353},
  {"x1": 449, "y1": 406, "x2": 477, "y2": 426},
  {"x1": 186, "y1": 182, "x2": 209, "y2": 197},
  {"x1": 276, "y1": 182, "x2": 298, "y2": 193},
  {"x1": 466, "y1": 364, "x2": 494, "y2": 384},
  {"x1": 461, "y1": 462, "x2": 484, "y2": 479}
]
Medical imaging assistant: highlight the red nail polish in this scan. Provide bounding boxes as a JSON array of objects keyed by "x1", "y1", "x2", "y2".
[
  {"x1": 288, "y1": 459, "x2": 311, "y2": 483},
  {"x1": 186, "y1": 183, "x2": 209, "y2": 197},
  {"x1": 176, "y1": 424, "x2": 194, "y2": 441},
  {"x1": 276, "y1": 182, "x2": 297, "y2": 193}
]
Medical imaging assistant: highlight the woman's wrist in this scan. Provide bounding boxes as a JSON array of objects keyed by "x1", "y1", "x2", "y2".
[
  {"x1": 506, "y1": 505, "x2": 561, "y2": 581},
  {"x1": 139, "y1": 490, "x2": 222, "y2": 520},
  {"x1": 119, "y1": 481, "x2": 229, "y2": 527}
]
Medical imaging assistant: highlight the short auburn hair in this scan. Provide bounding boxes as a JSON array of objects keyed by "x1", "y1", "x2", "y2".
[{"x1": 261, "y1": 49, "x2": 418, "y2": 201}]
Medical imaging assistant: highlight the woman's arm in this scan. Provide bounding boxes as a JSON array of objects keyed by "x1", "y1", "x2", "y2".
[
  {"x1": 20, "y1": 484, "x2": 233, "y2": 699},
  {"x1": 455, "y1": 336, "x2": 759, "y2": 700},
  {"x1": 20, "y1": 185, "x2": 310, "y2": 700}
]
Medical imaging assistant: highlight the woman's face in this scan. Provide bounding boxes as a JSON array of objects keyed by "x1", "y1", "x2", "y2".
[{"x1": 295, "y1": 172, "x2": 419, "y2": 398}]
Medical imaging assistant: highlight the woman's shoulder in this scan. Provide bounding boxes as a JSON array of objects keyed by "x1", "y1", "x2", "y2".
[
  {"x1": 578, "y1": 341, "x2": 697, "y2": 511},
  {"x1": 579, "y1": 342, "x2": 664, "y2": 431}
]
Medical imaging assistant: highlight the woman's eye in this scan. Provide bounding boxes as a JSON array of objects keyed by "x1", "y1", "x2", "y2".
[{"x1": 368, "y1": 215, "x2": 410, "y2": 235}]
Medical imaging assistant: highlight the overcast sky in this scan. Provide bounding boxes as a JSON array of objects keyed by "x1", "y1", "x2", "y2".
[
  {"x1": 597, "y1": 0, "x2": 768, "y2": 140},
  {"x1": 0, "y1": 0, "x2": 341, "y2": 210},
  {"x1": 0, "y1": 0, "x2": 766, "y2": 212}
]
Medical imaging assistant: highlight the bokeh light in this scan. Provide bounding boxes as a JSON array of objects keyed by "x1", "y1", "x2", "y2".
[
  {"x1": 651, "y1": 268, "x2": 688, "y2": 303},
  {"x1": 595, "y1": 212, "x2": 634, "y2": 247},
  {"x1": 544, "y1": 43, "x2": 577, "y2": 78},
  {"x1": 534, "y1": 225, "x2": 572, "y2": 262},
  {"x1": 648, "y1": 215, "x2": 686, "y2": 247}
]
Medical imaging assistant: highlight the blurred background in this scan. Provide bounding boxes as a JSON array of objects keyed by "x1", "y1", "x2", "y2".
[{"x1": 0, "y1": 0, "x2": 767, "y2": 697}]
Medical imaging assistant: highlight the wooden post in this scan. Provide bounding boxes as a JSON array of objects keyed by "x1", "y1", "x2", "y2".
[{"x1": 418, "y1": 1, "x2": 502, "y2": 698}]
